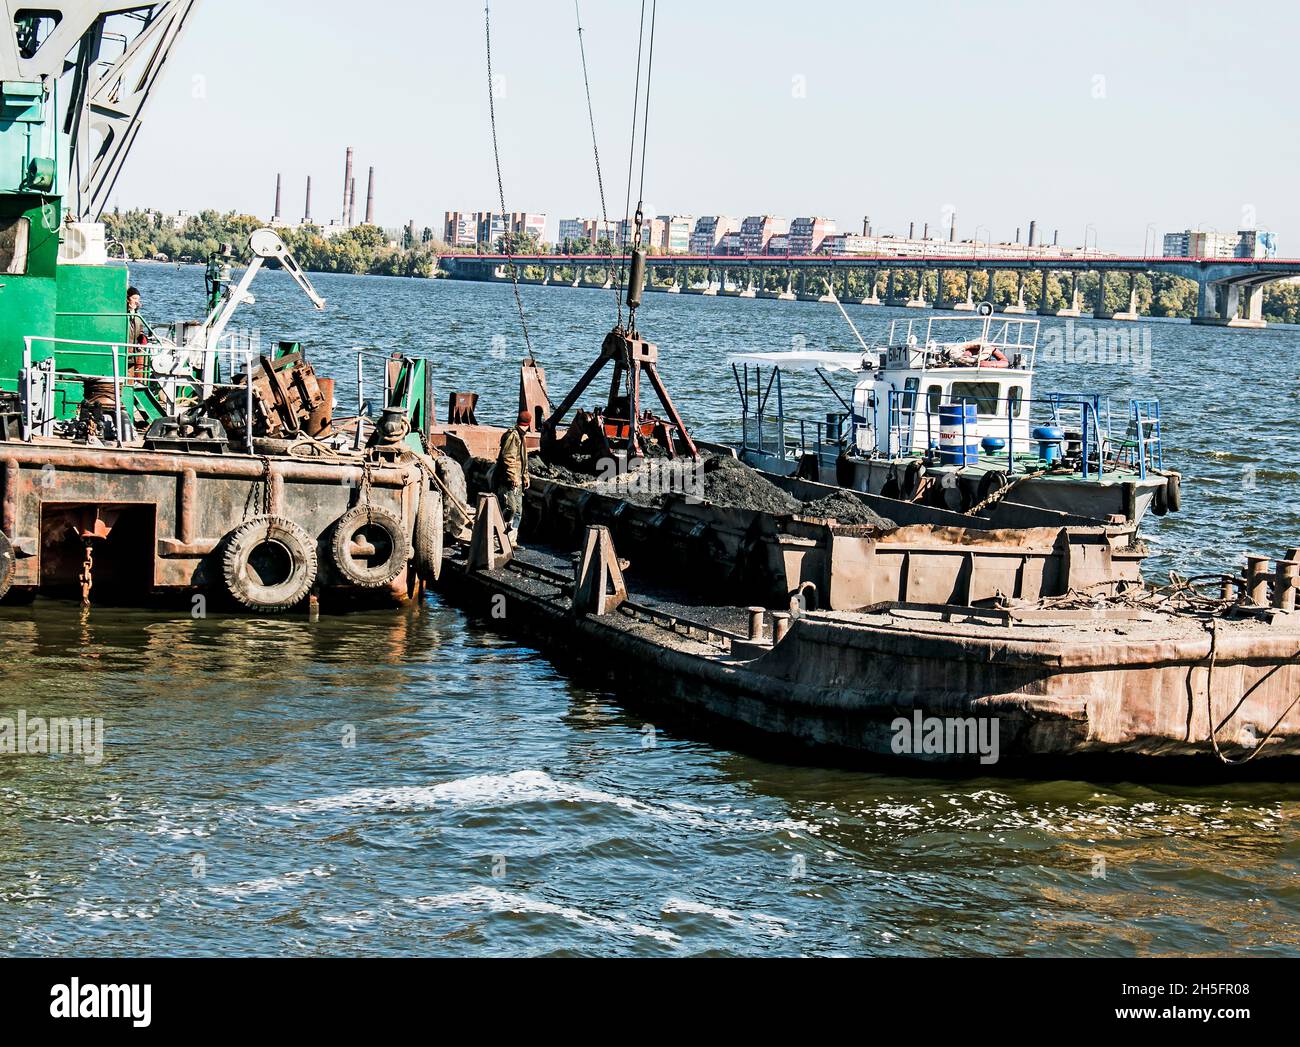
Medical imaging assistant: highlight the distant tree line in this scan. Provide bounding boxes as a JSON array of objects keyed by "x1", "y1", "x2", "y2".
[{"x1": 103, "y1": 208, "x2": 451, "y2": 278}]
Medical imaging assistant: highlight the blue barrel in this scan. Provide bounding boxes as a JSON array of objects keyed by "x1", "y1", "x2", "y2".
[
  {"x1": 938, "y1": 403, "x2": 978, "y2": 466},
  {"x1": 1032, "y1": 425, "x2": 1065, "y2": 465}
]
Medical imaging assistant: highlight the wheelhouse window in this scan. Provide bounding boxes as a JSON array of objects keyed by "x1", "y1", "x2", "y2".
[
  {"x1": 926, "y1": 384, "x2": 943, "y2": 414},
  {"x1": 950, "y1": 381, "x2": 1004, "y2": 416},
  {"x1": 0, "y1": 217, "x2": 30, "y2": 275},
  {"x1": 1008, "y1": 385, "x2": 1024, "y2": 417}
]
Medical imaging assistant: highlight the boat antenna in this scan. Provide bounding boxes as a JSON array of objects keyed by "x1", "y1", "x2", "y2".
[
  {"x1": 825, "y1": 285, "x2": 873, "y2": 356},
  {"x1": 484, "y1": 1, "x2": 535, "y2": 361},
  {"x1": 574, "y1": 0, "x2": 622, "y2": 328}
]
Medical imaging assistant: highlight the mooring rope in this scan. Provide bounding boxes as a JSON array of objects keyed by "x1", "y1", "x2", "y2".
[{"x1": 1202, "y1": 619, "x2": 1300, "y2": 766}]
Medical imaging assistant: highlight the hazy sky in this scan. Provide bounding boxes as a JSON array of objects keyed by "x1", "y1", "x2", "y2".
[{"x1": 116, "y1": 0, "x2": 1299, "y2": 253}]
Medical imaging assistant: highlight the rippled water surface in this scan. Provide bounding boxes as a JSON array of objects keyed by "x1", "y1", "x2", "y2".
[{"x1": 2, "y1": 269, "x2": 1298, "y2": 956}]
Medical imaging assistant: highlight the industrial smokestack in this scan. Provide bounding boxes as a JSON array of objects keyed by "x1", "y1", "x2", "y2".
[
  {"x1": 950, "y1": 210, "x2": 957, "y2": 242},
  {"x1": 304, "y1": 176, "x2": 313, "y2": 224},
  {"x1": 273, "y1": 173, "x2": 282, "y2": 222},
  {"x1": 1028, "y1": 220, "x2": 1038, "y2": 247},
  {"x1": 342, "y1": 147, "x2": 354, "y2": 224},
  {"x1": 908, "y1": 221, "x2": 915, "y2": 240},
  {"x1": 347, "y1": 178, "x2": 356, "y2": 227},
  {"x1": 923, "y1": 222, "x2": 929, "y2": 241},
  {"x1": 365, "y1": 167, "x2": 375, "y2": 226},
  {"x1": 1053, "y1": 228, "x2": 1059, "y2": 246},
  {"x1": 862, "y1": 215, "x2": 870, "y2": 237},
  {"x1": 1015, "y1": 227, "x2": 1021, "y2": 244}
]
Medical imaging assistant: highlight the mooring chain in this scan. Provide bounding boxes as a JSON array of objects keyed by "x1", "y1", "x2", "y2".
[
  {"x1": 258, "y1": 455, "x2": 273, "y2": 517},
  {"x1": 484, "y1": 1, "x2": 535, "y2": 362}
]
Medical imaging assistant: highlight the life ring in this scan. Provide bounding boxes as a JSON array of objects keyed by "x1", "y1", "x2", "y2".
[
  {"x1": 413, "y1": 487, "x2": 444, "y2": 583},
  {"x1": 330, "y1": 505, "x2": 411, "y2": 589},
  {"x1": 1165, "y1": 471, "x2": 1182, "y2": 513},
  {"x1": 220, "y1": 515, "x2": 318, "y2": 612},
  {"x1": 0, "y1": 529, "x2": 14, "y2": 601},
  {"x1": 900, "y1": 460, "x2": 926, "y2": 501}
]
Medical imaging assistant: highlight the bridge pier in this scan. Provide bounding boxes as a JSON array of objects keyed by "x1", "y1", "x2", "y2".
[
  {"x1": 985, "y1": 269, "x2": 998, "y2": 308},
  {"x1": 1093, "y1": 270, "x2": 1115, "y2": 319},
  {"x1": 1044, "y1": 272, "x2": 1082, "y2": 317},
  {"x1": 860, "y1": 269, "x2": 881, "y2": 306},
  {"x1": 932, "y1": 269, "x2": 951, "y2": 309},
  {"x1": 1003, "y1": 271, "x2": 1028, "y2": 314},
  {"x1": 905, "y1": 268, "x2": 928, "y2": 308},
  {"x1": 1192, "y1": 278, "x2": 1268, "y2": 328},
  {"x1": 1111, "y1": 271, "x2": 1141, "y2": 321},
  {"x1": 952, "y1": 270, "x2": 975, "y2": 311}
]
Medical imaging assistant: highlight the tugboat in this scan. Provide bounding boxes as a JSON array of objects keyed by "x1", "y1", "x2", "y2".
[
  {"x1": 0, "y1": 3, "x2": 458, "y2": 612},
  {"x1": 731, "y1": 312, "x2": 1181, "y2": 527}
]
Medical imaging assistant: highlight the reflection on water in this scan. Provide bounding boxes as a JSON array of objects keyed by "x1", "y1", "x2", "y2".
[{"x1": 1, "y1": 272, "x2": 1297, "y2": 956}]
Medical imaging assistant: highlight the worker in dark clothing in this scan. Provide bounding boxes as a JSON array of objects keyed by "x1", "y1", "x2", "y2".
[
  {"x1": 126, "y1": 286, "x2": 148, "y2": 380},
  {"x1": 495, "y1": 409, "x2": 531, "y2": 540}
]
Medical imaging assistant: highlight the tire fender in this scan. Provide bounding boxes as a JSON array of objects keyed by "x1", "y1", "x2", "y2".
[
  {"x1": 413, "y1": 487, "x2": 444, "y2": 583},
  {"x1": 0, "y1": 529, "x2": 14, "y2": 602},
  {"x1": 221, "y1": 515, "x2": 317, "y2": 613},
  {"x1": 330, "y1": 505, "x2": 411, "y2": 589}
]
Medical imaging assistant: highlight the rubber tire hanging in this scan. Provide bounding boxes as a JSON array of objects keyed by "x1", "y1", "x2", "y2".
[
  {"x1": 0, "y1": 529, "x2": 14, "y2": 601},
  {"x1": 221, "y1": 515, "x2": 318, "y2": 613},
  {"x1": 330, "y1": 505, "x2": 410, "y2": 589}
]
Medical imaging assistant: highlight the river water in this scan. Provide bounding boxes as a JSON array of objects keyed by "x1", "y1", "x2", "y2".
[{"x1": 2, "y1": 268, "x2": 1298, "y2": 957}]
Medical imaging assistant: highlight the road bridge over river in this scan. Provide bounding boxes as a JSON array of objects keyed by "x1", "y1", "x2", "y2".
[{"x1": 440, "y1": 252, "x2": 1300, "y2": 328}]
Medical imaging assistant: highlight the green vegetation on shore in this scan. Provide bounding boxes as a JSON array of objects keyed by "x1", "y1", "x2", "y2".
[{"x1": 104, "y1": 209, "x2": 450, "y2": 277}]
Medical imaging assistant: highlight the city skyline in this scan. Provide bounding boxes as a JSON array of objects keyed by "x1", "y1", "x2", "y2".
[{"x1": 113, "y1": 0, "x2": 1300, "y2": 253}]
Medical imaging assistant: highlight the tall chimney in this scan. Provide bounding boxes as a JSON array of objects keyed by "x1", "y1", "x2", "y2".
[
  {"x1": 1015, "y1": 226, "x2": 1021, "y2": 244},
  {"x1": 908, "y1": 221, "x2": 915, "y2": 239},
  {"x1": 1053, "y1": 228, "x2": 1059, "y2": 246},
  {"x1": 365, "y1": 166, "x2": 375, "y2": 225},
  {"x1": 273, "y1": 173, "x2": 282, "y2": 222},
  {"x1": 304, "y1": 176, "x2": 313, "y2": 224},
  {"x1": 1028, "y1": 220, "x2": 1038, "y2": 247},
  {"x1": 922, "y1": 222, "x2": 929, "y2": 241},
  {"x1": 862, "y1": 215, "x2": 870, "y2": 237},
  {"x1": 949, "y1": 210, "x2": 957, "y2": 242},
  {"x1": 342, "y1": 147, "x2": 354, "y2": 224},
  {"x1": 347, "y1": 178, "x2": 356, "y2": 227}
]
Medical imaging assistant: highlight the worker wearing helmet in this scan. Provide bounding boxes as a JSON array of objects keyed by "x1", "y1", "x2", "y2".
[{"x1": 495, "y1": 409, "x2": 532, "y2": 540}]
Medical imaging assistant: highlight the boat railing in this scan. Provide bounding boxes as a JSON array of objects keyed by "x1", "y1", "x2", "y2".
[
  {"x1": 884, "y1": 388, "x2": 1153, "y2": 480},
  {"x1": 740, "y1": 409, "x2": 847, "y2": 465},
  {"x1": 886, "y1": 315, "x2": 1040, "y2": 371},
  {"x1": 19, "y1": 335, "x2": 258, "y2": 451}
]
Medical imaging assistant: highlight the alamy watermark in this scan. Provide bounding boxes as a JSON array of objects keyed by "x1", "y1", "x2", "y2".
[
  {"x1": 591, "y1": 456, "x2": 705, "y2": 504},
  {"x1": 1039, "y1": 320, "x2": 1152, "y2": 372},
  {"x1": 0, "y1": 710, "x2": 104, "y2": 765},
  {"x1": 891, "y1": 711, "x2": 1000, "y2": 765}
]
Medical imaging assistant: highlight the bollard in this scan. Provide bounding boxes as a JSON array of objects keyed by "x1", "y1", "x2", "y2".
[
  {"x1": 1245, "y1": 555, "x2": 1271, "y2": 607},
  {"x1": 1274, "y1": 560, "x2": 1298, "y2": 611},
  {"x1": 1220, "y1": 577, "x2": 1238, "y2": 603},
  {"x1": 772, "y1": 612, "x2": 792, "y2": 643},
  {"x1": 748, "y1": 606, "x2": 766, "y2": 642}
]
